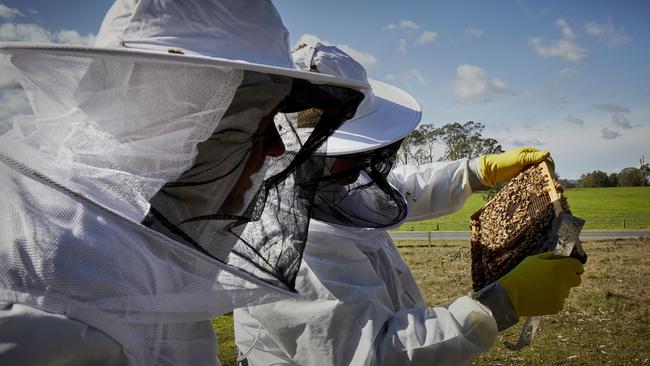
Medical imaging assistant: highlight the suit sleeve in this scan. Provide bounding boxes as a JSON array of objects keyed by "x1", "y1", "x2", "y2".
[{"x1": 388, "y1": 159, "x2": 474, "y2": 221}]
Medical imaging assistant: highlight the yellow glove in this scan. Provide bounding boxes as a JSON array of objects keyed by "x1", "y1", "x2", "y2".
[
  {"x1": 479, "y1": 147, "x2": 551, "y2": 187},
  {"x1": 497, "y1": 252, "x2": 583, "y2": 317}
]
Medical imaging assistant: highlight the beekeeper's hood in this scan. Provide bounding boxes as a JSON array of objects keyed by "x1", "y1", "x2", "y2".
[
  {"x1": 0, "y1": 0, "x2": 365, "y2": 290},
  {"x1": 291, "y1": 39, "x2": 422, "y2": 229}
]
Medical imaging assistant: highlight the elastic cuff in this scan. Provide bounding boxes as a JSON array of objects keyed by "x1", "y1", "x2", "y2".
[
  {"x1": 473, "y1": 282, "x2": 519, "y2": 332},
  {"x1": 468, "y1": 158, "x2": 490, "y2": 191}
]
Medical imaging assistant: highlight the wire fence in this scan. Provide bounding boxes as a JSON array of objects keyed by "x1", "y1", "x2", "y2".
[{"x1": 395, "y1": 215, "x2": 650, "y2": 232}]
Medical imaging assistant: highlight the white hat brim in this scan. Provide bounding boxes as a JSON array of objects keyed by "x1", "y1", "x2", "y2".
[
  {"x1": 324, "y1": 79, "x2": 422, "y2": 155},
  {"x1": 0, "y1": 43, "x2": 370, "y2": 90}
]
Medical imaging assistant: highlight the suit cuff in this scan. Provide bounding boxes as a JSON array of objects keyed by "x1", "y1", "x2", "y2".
[
  {"x1": 468, "y1": 158, "x2": 490, "y2": 191},
  {"x1": 472, "y1": 282, "x2": 519, "y2": 332}
]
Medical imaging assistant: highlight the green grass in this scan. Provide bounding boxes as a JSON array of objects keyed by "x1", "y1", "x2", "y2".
[
  {"x1": 564, "y1": 187, "x2": 650, "y2": 230},
  {"x1": 395, "y1": 187, "x2": 650, "y2": 231},
  {"x1": 212, "y1": 314, "x2": 237, "y2": 365},
  {"x1": 396, "y1": 192, "x2": 486, "y2": 231},
  {"x1": 213, "y1": 238, "x2": 650, "y2": 365}
]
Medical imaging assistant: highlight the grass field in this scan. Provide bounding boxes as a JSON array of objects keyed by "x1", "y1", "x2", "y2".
[
  {"x1": 395, "y1": 187, "x2": 650, "y2": 231},
  {"x1": 213, "y1": 238, "x2": 650, "y2": 365}
]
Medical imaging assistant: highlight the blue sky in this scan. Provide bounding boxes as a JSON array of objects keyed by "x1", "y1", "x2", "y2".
[{"x1": 1, "y1": 1, "x2": 648, "y2": 179}]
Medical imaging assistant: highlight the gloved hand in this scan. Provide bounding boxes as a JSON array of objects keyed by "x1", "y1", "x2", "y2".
[
  {"x1": 497, "y1": 252, "x2": 583, "y2": 317},
  {"x1": 478, "y1": 147, "x2": 551, "y2": 187}
]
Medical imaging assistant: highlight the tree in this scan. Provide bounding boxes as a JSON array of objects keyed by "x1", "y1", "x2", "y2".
[
  {"x1": 608, "y1": 173, "x2": 618, "y2": 187},
  {"x1": 437, "y1": 121, "x2": 504, "y2": 160},
  {"x1": 397, "y1": 121, "x2": 505, "y2": 166},
  {"x1": 398, "y1": 124, "x2": 439, "y2": 165},
  {"x1": 641, "y1": 155, "x2": 649, "y2": 187},
  {"x1": 578, "y1": 170, "x2": 615, "y2": 188},
  {"x1": 558, "y1": 178, "x2": 577, "y2": 188},
  {"x1": 617, "y1": 167, "x2": 643, "y2": 187}
]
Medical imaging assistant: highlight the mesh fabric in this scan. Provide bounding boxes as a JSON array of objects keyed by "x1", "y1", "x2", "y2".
[
  {"x1": 4, "y1": 51, "x2": 243, "y2": 222},
  {"x1": 310, "y1": 140, "x2": 409, "y2": 229},
  {"x1": 230, "y1": 79, "x2": 364, "y2": 288},
  {"x1": 0, "y1": 49, "x2": 363, "y2": 364},
  {"x1": 0, "y1": 160, "x2": 294, "y2": 365},
  {"x1": 1, "y1": 50, "x2": 364, "y2": 291}
]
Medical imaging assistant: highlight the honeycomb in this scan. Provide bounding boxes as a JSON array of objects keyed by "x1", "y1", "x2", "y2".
[{"x1": 470, "y1": 161, "x2": 573, "y2": 291}]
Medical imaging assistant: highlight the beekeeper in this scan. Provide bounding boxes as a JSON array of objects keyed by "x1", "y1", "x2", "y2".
[
  {"x1": 234, "y1": 41, "x2": 584, "y2": 366},
  {"x1": 0, "y1": 2, "x2": 369, "y2": 365}
]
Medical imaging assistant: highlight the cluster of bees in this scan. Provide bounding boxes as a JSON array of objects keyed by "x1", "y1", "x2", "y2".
[{"x1": 470, "y1": 163, "x2": 569, "y2": 291}]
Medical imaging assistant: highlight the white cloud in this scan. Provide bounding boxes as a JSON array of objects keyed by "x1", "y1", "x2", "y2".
[
  {"x1": 566, "y1": 114, "x2": 584, "y2": 127},
  {"x1": 465, "y1": 28, "x2": 484, "y2": 38},
  {"x1": 0, "y1": 4, "x2": 22, "y2": 19},
  {"x1": 601, "y1": 128, "x2": 621, "y2": 140},
  {"x1": 503, "y1": 137, "x2": 547, "y2": 147},
  {"x1": 452, "y1": 64, "x2": 509, "y2": 103},
  {"x1": 594, "y1": 103, "x2": 633, "y2": 129},
  {"x1": 0, "y1": 87, "x2": 30, "y2": 134},
  {"x1": 0, "y1": 20, "x2": 96, "y2": 135},
  {"x1": 336, "y1": 44, "x2": 378, "y2": 68},
  {"x1": 556, "y1": 18, "x2": 577, "y2": 39},
  {"x1": 387, "y1": 69, "x2": 427, "y2": 86},
  {"x1": 384, "y1": 20, "x2": 419, "y2": 31},
  {"x1": 296, "y1": 34, "x2": 377, "y2": 69},
  {"x1": 0, "y1": 22, "x2": 51, "y2": 42},
  {"x1": 593, "y1": 103, "x2": 629, "y2": 114},
  {"x1": 403, "y1": 69, "x2": 426, "y2": 85},
  {"x1": 529, "y1": 37, "x2": 586, "y2": 63},
  {"x1": 558, "y1": 67, "x2": 578, "y2": 77},
  {"x1": 0, "y1": 22, "x2": 95, "y2": 45},
  {"x1": 612, "y1": 113, "x2": 632, "y2": 129},
  {"x1": 414, "y1": 31, "x2": 438, "y2": 46},
  {"x1": 585, "y1": 19, "x2": 632, "y2": 47},
  {"x1": 55, "y1": 29, "x2": 96, "y2": 46},
  {"x1": 0, "y1": 56, "x2": 18, "y2": 88},
  {"x1": 398, "y1": 38, "x2": 407, "y2": 54}
]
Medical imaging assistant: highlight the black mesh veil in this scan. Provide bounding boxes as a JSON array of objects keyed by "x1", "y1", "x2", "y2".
[
  {"x1": 145, "y1": 72, "x2": 363, "y2": 290},
  {"x1": 310, "y1": 140, "x2": 408, "y2": 230}
]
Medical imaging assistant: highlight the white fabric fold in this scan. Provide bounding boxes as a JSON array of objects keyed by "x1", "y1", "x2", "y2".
[{"x1": 234, "y1": 159, "x2": 499, "y2": 365}]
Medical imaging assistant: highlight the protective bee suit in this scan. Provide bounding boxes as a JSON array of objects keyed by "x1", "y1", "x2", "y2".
[
  {"x1": 233, "y1": 41, "x2": 519, "y2": 366},
  {"x1": 0, "y1": 2, "x2": 367, "y2": 365}
]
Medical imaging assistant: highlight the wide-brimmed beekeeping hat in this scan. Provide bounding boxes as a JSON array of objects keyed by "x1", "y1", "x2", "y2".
[
  {"x1": 292, "y1": 39, "x2": 421, "y2": 155},
  {"x1": 0, "y1": 0, "x2": 367, "y2": 91},
  {"x1": 290, "y1": 39, "x2": 421, "y2": 229},
  {"x1": 0, "y1": 0, "x2": 369, "y2": 292}
]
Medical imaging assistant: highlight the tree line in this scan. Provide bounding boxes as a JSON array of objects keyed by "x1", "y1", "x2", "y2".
[
  {"x1": 398, "y1": 121, "x2": 649, "y2": 189},
  {"x1": 398, "y1": 121, "x2": 503, "y2": 165},
  {"x1": 568, "y1": 166, "x2": 649, "y2": 188}
]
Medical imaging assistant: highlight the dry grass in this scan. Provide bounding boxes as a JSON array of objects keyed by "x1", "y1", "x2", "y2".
[
  {"x1": 215, "y1": 238, "x2": 650, "y2": 365},
  {"x1": 400, "y1": 239, "x2": 650, "y2": 365}
]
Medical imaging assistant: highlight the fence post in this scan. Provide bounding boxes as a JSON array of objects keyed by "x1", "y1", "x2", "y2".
[
  {"x1": 436, "y1": 223, "x2": 439, "y2": 231},
  {"x1": 623, "y1": 220, "x2": 626, "y2": 229},
  {"x1": 428, "y1": 231, "x2": 432, "y2": 248}
]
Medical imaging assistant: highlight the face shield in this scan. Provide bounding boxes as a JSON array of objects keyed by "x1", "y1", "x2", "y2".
[
  {"x1": 310, "y1": 140, "x2": 409, "y2": 229},
  {"x1": 1, "y1": 50, "x2": 362, "y2": 291}
]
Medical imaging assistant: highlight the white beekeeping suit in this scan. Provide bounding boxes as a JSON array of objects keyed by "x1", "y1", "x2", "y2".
[
  {"x1": 235, "y1": 163, "x2": 506, "y2": 366},
  {"x1": 233, "y1": 40, "x2": 520, "y2": 366},
  {"x1": 0, "y1": 2, "x2": 369, "y2": 365}
]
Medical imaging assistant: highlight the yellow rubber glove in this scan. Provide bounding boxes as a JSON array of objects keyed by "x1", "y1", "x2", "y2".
[
  {"x1": 479, "y1": 147, "x2": 551, "y2": 187},
  {"x1": 497, "y1": 252, "x2": 583, "y2": 317}
]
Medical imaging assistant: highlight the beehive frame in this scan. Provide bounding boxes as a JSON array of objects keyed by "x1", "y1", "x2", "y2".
[{"x1": 470, "y1": 160, "x2": 568, "y2": 291}]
